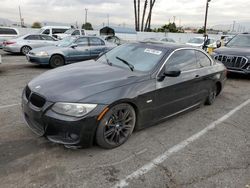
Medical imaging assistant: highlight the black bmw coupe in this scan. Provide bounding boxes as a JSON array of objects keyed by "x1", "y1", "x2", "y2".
[{"x1": 22, "y1": 42, "x2": 227, "y2": 149}]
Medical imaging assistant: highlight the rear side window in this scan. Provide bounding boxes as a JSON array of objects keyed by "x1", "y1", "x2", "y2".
[
  {"x1": 0, "y1": 28, "x2": 18, "y2": 35},
  {"x1": 24, "y1": 35, "x2": 41, "y2": 40},
  {"x1": 167, "y1": 49, "x2": 198, "y2": 71},
  {"x1": 81, "y1": 30, "x2": 85, "y2": 35},
  {"x1": 89, "y1": 37, "x2": 105, "y2": 46},
  {"x1": 52, "y1": 28, "x2": 68, "y2": 34},
  {"x1": 75, "y1": 37, "x2": 88, "y2": 46},
  {"x1": 195, "y1": 50, "x2": 212, "y2": 68},
  {"x1": 41, "y1": 35, "x2": 55, "y2": 41}
]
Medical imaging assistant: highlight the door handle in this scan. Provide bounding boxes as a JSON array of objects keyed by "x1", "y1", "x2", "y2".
[{"x1": 195, "y1": 75, "x2": 200, "y2": 78}]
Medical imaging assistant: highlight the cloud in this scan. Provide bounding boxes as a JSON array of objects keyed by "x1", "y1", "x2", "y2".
[{"x1": 0, "y1": 0, "x2": 249, "y2": 28}]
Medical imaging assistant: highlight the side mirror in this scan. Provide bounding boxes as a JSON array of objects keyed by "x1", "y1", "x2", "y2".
[
  {"x1": 164, "y1": 67, "x2": 181, "y2": 77},
  {"x1": 70, "y1": 44, "x2": 78, "y2": 48},
  {"x1": 216, "y1": 40, "x2": 221, "y2": 48}
]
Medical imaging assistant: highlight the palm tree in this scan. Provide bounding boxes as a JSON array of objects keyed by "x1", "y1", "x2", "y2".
[
  {"x1": 134, "y1": 0, "x2": 138, "y2": 31},
  {"x1": 141, "y1": 0, "x2": 148, "y2": 31}
]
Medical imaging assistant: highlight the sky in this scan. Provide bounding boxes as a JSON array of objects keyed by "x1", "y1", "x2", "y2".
[{"x1": 0, "y1": 0, "x2": 250, "y2": 28}]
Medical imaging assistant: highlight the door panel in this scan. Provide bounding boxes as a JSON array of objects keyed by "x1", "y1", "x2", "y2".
[
  {"x1": 68, "y1": 37, "x2": 91, "y2": 62},
  {"x1": 154, "y1": 49, "x2": 203, "y2": 120}
]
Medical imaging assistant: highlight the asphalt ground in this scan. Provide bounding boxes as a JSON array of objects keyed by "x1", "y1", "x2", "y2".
[{"x1": 0, "y1": 50, "x2": 249, "y2": 188}]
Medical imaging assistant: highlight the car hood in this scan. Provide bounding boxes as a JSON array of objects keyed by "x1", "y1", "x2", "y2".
[
  {"x1": 28, "y1": 60, "x2": 147, "y2": 103},
  {"x1": 214, "y1": 46, "x2": 250, "y2": 56}
]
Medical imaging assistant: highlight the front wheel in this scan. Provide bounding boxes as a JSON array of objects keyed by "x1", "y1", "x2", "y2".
[
  {"x1": 96, "y1": 103, "x2": 136, "y2": 149},
  {"x1": 49, "y1": 55, "x2": 65, "y2": 68}
]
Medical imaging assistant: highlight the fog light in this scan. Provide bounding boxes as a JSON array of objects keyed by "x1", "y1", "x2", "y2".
[{"x1": 69, "y1": 133, "x2": 78, "y2": 140}]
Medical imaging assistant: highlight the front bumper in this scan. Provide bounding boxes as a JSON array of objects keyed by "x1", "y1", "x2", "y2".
[
  {"x1": 22, "y1": 88, "x2": 107, "y2": 147},
  {"x1": 26, "y1": 54, "x2": 50, "y2": 65}
]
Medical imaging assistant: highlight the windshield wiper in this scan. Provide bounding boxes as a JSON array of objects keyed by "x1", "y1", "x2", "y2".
[
  {"x1": 104, "y1": 53, "x2": 112, "y2": 66},
  {"x1": 116, "y1": 56, "x2": 134, "y2": 71}
]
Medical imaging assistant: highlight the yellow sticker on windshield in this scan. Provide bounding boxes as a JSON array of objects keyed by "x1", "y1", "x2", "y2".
[{"x1": 144, "y1": 48, "x2": 162, "y2": 55}]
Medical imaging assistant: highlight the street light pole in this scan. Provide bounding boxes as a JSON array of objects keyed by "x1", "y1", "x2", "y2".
[
  {"x1": 203, "y1": 0, "x2": 211, "y2": 50},
  {"x1": 85, "y1": 8, "x2": 88, "y2": 24}
]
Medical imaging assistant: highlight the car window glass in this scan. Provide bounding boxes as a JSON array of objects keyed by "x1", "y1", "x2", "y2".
[
  {"x1": 99, "y1": 44, "x2": 165, "y2": 72},
  {"x1": 41, "y1": 35, "x2": 54, "y2": 41},
  {"x1": 52, "y1": 28, "x2": 68, "y2": 34},
  {"x1": 75, "y1": 37, "x2": 88, "y2": 46},
  {"x1": 42, "y1": 29, "x2": 50, "y2": 35},
  {"x1": 72, "y1": 30, "x2": 80, "y2": 35},
  {"x1": 24, "y1": 35, "x2": 41, "y2": 40},
  {"x1": 0, "y1": 28, "x2": 17, "y2": 35},
  {"x1": 167, "y1": 49, "x2": 198, "y2": 71},
  {"x1": 81, "y1": 30, "x2": 85, "y2": 35},
  {"x1": 195, "y1": 51, "x2": 211, "y2": 67},
  {"x1": 89, "y1": 37, "x2": 105, "y2": 46}
]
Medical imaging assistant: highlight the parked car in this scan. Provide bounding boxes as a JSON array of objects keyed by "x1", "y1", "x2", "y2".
[
  {"x1": 0, "y1": 27, "x2": 19, "y2": 48},
  {"x1": 39, "y1": 26, "x2": 71, "y2": 38},
  {"x1": 26, "y1": 36, "x2": 116, "y2": 68},
  {"x1": 104, "y1": 35, "x2": 126, "y2": 45},
  {"x1": 56, "y1": 29, "x2": 85, "y2": 40},
  {"x1": 143, "y1": 37, "x2": 175, "y2": 43},
  {"x1": 213, "y1": 33, "x2": 250, "y2": 75},
  {"x1": 3, "y1": 34, "x2": 58, "y2": 55},
  {"x1": 186, "y1": 37, "x2": 217, "y2": 48},
  {"x1": 22, "y1": 42, "x2": 227, "y2": 149}
]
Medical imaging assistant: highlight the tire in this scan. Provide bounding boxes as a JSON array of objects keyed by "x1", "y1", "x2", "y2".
[
  {"x1": 49, "y1": 55, "x2": 65, "y2": 68},
  {"x1": 205, "y1": 84, "x2": 217, "y2": 105},
  {"x1": 96, "y1": 103, "x2": 136, "y2": 149},
  {"x1": 21, "y1": 46, "x2": 31, "y2": 55}
]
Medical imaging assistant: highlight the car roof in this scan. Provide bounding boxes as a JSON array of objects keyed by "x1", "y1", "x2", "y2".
[
  {"x1": 41, "y1": 26, "x2": 71, "y2": 29},
  {"x1": 137, "y1": 41, "x2": 194, "y2": 50}
]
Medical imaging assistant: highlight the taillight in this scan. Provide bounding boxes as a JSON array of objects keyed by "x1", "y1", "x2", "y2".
[{"x1": 4, "y1": 41, "x2": 16, "y2": 45}]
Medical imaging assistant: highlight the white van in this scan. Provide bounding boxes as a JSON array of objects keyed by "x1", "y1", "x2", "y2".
[
  {"x1": 39, "y1": 26, "x2": 71, "y2": 38},
  {"x1": 0, "y1": 27, "x2": 19, "y2": 48}
]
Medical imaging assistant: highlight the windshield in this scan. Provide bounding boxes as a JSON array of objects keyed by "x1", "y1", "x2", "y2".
[
  {"x1": 57, "y1": 37, "x2": 75, "y2": 47},
  {"x1": 97, "y1": 43, "x2": 165, "y2": 72},
  {"x1": 188, "y1": 38, "x2": 204, "y2": 44},
  {"x1": 226, "y1": 35, "x2": 250, "y2": 47},
  {"x1": 64, "y1": 29, "x2": 74, "y2": 34}
]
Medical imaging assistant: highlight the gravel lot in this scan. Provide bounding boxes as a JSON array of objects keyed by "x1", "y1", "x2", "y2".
[{"x1": 0, "y1": 50, "x2": 249, "y2": 188}]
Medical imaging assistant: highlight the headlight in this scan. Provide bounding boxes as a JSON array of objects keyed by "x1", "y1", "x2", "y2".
[
  {"x1": 35, "y1": 51, "x2": 49, "y2": 57},
  {"x1": 52, "y1": 103, "x2": 97, "y2": 117}
]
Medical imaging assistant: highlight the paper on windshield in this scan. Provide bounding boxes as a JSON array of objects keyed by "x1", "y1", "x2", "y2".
[{"x1": 144, "y1": 48, "x2": 162, "y2": 55}]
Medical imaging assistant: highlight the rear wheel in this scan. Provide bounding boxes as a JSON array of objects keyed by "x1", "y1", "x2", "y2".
[
  {"x1": 21, "y1": 46, "x2": 31, "y2": 55},
  {"x1": 205, "y1": 84, "x2": 217, "y2": 105},
  {"x1": 96, "y1": 103, "x2": 136, "y2": 149},
  {"x1": 49, "y1": 55, "x2": 65, "y2": 68}
]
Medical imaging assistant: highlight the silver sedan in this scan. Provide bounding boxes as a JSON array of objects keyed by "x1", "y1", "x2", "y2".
[{"x1": 2, "y1": 34, "x2": 58, "y2": 55}]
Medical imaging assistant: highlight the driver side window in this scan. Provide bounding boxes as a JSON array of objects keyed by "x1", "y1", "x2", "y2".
[{"x1": 167, "y1": 49, "x2": 198, "y2": 71}]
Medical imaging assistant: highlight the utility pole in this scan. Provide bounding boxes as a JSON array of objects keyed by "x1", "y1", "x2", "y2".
[
  {"x1": 232, "y1": 21, "x2": 236, "y2": 32},
  {"x1": 19, "y1": 5, "x2": 24, "y2": 27},
  {"x1": 173, "y1": 16, "x2": 176, "y2": 23},
  {"x1": 107, "y1": 14, "x2": 110, "y2": 26},
  {"x1": 203, "y1": 0, "x2": 211, "y2": 50},
  {"x1": 85, "y1": 8, "x2": 88, "y2": 24}
]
